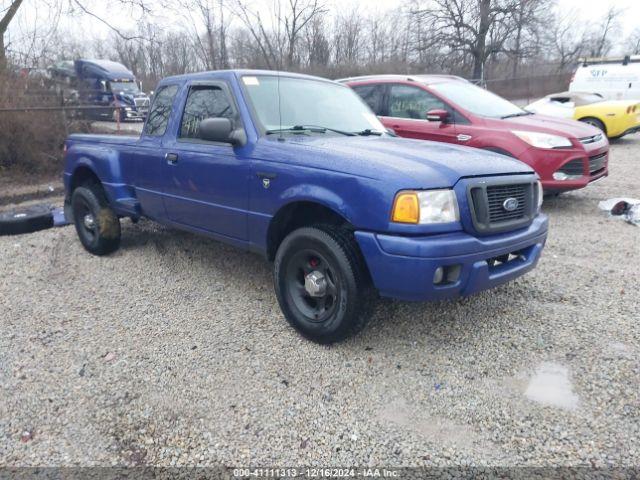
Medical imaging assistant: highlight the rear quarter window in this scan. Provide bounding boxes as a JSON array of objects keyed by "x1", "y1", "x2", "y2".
[{"x1": 144, "y1": 85, "x2": 179, "y2": 136}]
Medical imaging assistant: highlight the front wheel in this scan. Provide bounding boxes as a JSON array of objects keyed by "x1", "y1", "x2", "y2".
[{"x1": 273, "y1": 225, "x2": 375, "y2": 343}]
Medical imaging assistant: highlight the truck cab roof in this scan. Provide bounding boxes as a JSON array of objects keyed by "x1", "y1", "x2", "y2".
[
  {"x1": 75, "y1": 59, "x2": 136, "y2": 81},
  {"x1": 159, "y1": 69, "x2": 338, "y2": 86}
]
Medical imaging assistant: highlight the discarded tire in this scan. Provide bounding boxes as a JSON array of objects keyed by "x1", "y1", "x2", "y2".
[{"x1": 0, "y1": 204, "x2": 54, "y2": 236}]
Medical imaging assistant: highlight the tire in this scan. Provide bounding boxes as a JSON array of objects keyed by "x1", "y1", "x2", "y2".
[
  {"x1": 273, "y1": 225, "x2": 375, "y2": 344},
  {"x1": 71, "y1": 184, "x2": 121, "y2": 255},
  {"x1": 579, "y1": 117, "x2": 606, "y2": 135},
  {"x1": 0, "y1": 204, "x2": 53, "y2": 236}
]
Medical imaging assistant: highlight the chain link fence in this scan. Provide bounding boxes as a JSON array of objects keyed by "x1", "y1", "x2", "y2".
[
  {"x1": 0, "y1": 71, "x2": 572, "y2": 174},
  {"x1": 483, "y1": 73, "x2": 572, "y2": 105}
]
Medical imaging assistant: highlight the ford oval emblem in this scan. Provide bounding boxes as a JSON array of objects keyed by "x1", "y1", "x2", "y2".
[{"x1": 503, "y1": 197, "x2": 519, "y2": 212}]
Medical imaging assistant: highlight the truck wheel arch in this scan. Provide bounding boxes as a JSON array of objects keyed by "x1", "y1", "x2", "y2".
[
  {"x1": 266, "y1": 201, "x2": 353, "y2": 261},
  {"x1": 70, "y1": 165, "x2": 102, "y2": 192}
]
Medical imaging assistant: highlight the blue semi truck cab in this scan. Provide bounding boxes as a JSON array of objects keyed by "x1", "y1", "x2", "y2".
[
  {"x1": 73, "y1": 59, "x2": 150, "y2": 121},
  {"x1": 63, "y1": 69, "x2": 548, "y2": 343}
]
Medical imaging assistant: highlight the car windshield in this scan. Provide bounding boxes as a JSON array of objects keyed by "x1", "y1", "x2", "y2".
[
  {"x1": 241, "y1": 75, "x2": 386, "y2": 135},
  {"x1": 110, "y1": 81, "x2": 140, "y2": 94},
  {"x1": 430, "y1": 81, "x2": 525, "y2": 119}
]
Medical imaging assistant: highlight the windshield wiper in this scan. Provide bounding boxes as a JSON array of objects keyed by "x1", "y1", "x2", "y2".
[
  {"x1": 266, "y1": 125, "x2": 356, "y2": 136},
  {"x1": 501, "y1": 112, "x2": 533, "y2": 119},
  {"x1": 354, "y1": 129, "x2": 383, "y2": 136}
]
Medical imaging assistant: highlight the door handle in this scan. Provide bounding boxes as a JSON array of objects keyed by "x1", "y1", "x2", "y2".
[
  {"x1": 165, "y1": 153, "x2": 178, "y2": 165},
  {"x1": 256, "y1": 172, "x2": 277, "y2": 179}
]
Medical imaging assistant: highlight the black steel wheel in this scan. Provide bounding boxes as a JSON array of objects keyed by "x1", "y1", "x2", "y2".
[
  {"x1": 274, "y1": 225, "x2": 375, "y2": 343},
  {"x1": 285, "y1": 248, "x2": 342, "y2": 323}
]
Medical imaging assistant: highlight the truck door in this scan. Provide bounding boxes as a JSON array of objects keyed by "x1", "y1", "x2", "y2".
[
  {"x1": 135, "y1": 84, "x2": 180, "y2": 221},
  {"x1": 379, "y1": 84, "x2": 458, "y2": 144},
  {"x1": 161, "y1": 81, "x2": 249, "y2": 240}
]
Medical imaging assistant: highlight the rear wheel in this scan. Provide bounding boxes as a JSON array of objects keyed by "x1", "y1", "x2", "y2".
[
  {"x1": 71, "y1": 184, "x2": 121, "y2": 255},
  {"x1": 274, "y1": 225, "x2": 375, "y2": 343},
  {"x1": 579, "y1": 117, "x2": 606, "y2": 136}
]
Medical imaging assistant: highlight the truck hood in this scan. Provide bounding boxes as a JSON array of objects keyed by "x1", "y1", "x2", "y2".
[
  {"x1": 259, "y1": 135, "x2": 533, "y2": 188},
  {"x1": 494, "y1": 113, "x2": 601, "y2": 138}
]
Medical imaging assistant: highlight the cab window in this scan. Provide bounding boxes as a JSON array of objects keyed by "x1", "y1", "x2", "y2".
[
  {"x1": 388, "y1": 84, "x2": 447, "y2": 119},
  {"x1": 179, "y1": 85, "x2": 235, "y2": 139},
  {"x1": 144, "y1": 84, "x2": 179, "y2": 136}
]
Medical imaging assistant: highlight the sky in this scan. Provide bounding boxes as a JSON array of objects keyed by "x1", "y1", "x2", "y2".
[{"x1": 6, "y1": 0, "x2": 640, "y2": 56}]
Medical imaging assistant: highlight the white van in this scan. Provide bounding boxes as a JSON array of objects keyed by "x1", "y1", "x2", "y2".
[{"x1": 569, "y1": 56, "x2": 640, "y2": 101}]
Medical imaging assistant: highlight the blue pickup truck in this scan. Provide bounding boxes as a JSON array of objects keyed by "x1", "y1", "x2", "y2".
[{"x1": 63, "y1": 70, "x2": 548, "y2": 343}]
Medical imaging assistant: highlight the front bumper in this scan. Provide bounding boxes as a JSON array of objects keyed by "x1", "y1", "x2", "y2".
[
  {"x1": 519, "y1": 143, "x2": 609, "y2": 193},
  {"x1": 355, "y1": 215, "x2": 548, "y2": 301}
]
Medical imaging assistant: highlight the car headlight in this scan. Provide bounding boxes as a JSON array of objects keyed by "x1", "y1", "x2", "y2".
[
  {"x1": 392, "y1": 189, "x2": 459, "y2": 224},
  {"x1": 512, "y1": 130, "x2": 573, "y2": 149}
]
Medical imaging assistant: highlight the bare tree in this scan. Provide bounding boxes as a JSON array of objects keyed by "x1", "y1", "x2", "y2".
[
  {"x1": 279, "y1": 0, "x2": 326, "y2": 67},
  {"x1": 176, "y1": 0, "x2": 229, "y2": 70},
  {"x1": 411, "y1": 0, "x2": 522, "y2": 81},
  {"x1": 300, "y1": 15, "x2": 329, "y2": 68},
  {"x1": 548, "y1": 10, "x2": 587, "y2": 71},
  {"x1": 0, "y1": 0, "x2": 25, "y2": 70},
  {"x1": 507, "y1": 0, "x2": 551, "y2": 77},
  {"x1": 229, "y1": 0, "x2": 282, "y2": 68},
  {"x1": 333, "y1": 7, "x2": 363, "y2": 66},
  {"x1": 628, "y1": 28, "x2": 640, "y2": 55},
  {"x1": 592, "y1": 6, "x2": 622, "y2": 58}
]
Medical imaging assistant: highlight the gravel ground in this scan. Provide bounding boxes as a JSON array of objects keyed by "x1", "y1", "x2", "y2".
[{"x1": 1, "y1": 136, "x2": 639, "y2": 469}]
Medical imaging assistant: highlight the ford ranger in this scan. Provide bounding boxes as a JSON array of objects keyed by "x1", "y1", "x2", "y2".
[{"x1": 63, "y1": 70, "x2": 548, "y2": 343}]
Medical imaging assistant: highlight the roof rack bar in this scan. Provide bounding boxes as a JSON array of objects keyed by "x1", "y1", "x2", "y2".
[{"x1": 581, "y1": 55, "x2": 640, "y2": 66}]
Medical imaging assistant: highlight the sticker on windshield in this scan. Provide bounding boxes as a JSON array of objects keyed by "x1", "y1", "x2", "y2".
[{"x1": 243, "y1": 76, "x2": 260, "y2": 86}]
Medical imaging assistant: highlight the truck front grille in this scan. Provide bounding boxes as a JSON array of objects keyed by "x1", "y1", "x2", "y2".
[
  {"x1": 134, "y1": 98, "x2": 150, "y2": 108},
  {"x1": 468, "y1": 180, "x2": 537, "y2": 235},
  {"x1": 487, "y1": 184, "x2": 528, "y2": 223},
  {"x1": 589, "y1": 153, "x2": 607, "y2": 175}
]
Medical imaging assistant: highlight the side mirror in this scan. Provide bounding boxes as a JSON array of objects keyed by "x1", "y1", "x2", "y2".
[
  {"x1": 426, "y1": 109, "x2": 450, "y2": 123},
  {"x1": 198, "y1": 117, "x2": 240, "y2": 145}
]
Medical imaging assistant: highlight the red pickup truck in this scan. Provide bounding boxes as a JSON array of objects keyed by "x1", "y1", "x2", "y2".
[{"x1": 342, "y1": 75, "x2": 609, "y2": 193}]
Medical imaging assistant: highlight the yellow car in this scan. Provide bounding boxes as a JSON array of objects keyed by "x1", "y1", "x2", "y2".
[{"x1": 526, "y1": 92, "x2": 640, "y2": 139}]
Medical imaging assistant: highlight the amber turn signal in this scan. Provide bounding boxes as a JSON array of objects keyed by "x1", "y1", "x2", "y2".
[{"x1": 391, "y1": 191, "x2": 419, "y2": 224}]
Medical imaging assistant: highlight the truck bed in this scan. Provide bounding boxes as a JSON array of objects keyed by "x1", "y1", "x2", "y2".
[{"x1": 68, "y1": 133, "x2": 140, "y2": 146}]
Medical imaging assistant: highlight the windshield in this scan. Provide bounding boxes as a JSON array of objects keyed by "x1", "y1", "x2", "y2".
[
  {"x1": 241, "y1": 75, "x2": 385, "y2": 134},
  {"x1": 430, "y1": 81, "x2": 525, "y2": 119},
  {"x1": 110, "y1": 81, "x2": 140, "y2": 94}
]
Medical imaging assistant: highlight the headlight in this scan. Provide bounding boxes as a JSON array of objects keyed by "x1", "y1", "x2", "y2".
[
  {"x1": 536, "y1": 180, "x2": 543, "y2": 210},
  {"x1": 512, "y1": 130, "x2": 573, "y2": 149},
  {"x1": 392, "y1": 189, "x2": 459, "y2": 224}
]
